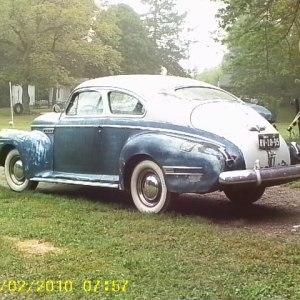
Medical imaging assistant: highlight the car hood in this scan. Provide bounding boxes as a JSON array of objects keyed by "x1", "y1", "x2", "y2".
[
  {"x1": 31, "y1": 112, "x2": 61, "y2": 127},
  {"x1": 191, "y1": 101, "x2": 290, "y2": 168}
]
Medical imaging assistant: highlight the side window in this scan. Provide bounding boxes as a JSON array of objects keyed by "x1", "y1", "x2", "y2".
[
  {"x1": 108, "y1": 91, "x2": 145, "y2": 115},
  {"x1": 66, "y1": 91, "x2": 103, "y2": 116}
]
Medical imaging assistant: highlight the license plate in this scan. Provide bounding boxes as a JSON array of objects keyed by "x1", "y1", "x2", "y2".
[{"x1": 258, "y1": 133, "x2": 280, "y2": 149}]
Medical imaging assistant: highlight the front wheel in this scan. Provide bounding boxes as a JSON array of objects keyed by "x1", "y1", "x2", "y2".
[
  {"x1": 224, "y1": 187, "x2": 265, "y2": 204},
  {"x1": 4, "y1": 149, "x2": 38, "y2": 192},
  {"x1": 130, "y1": 160, "x2": 171, "y2": 213}
]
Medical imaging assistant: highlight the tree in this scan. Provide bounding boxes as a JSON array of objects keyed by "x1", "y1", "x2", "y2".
[
  {"x1": 216, "y1": 0, "x2": 300, "y2": 104},
  {"x1": 0, "y1": 0, "x2": 122, "y2": 113},
  {"x1": 106, "y1": 4, "x2": 159, "y2": 74},
  {"x1": 196, "y1": 67, "x2": 223, "y2": 86},
  {"x1": 141, "y1": 0, "x2": 189, "y2": 76}
]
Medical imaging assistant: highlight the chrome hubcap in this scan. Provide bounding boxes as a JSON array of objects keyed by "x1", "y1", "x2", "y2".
[
  {"x1": 137, "y1": 170, "x2": 162, "y2": 207},
  {"x1": 10, "y1": 157, "x2": 25, "y2": 184}
]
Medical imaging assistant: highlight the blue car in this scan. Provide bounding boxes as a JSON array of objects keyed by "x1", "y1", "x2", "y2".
[
  {"x1": 246, "y1": 102, "x2": 276, "y2": 124},
  {"x1": 1, "y1": 75, "x2": 300, "y2": 213}
]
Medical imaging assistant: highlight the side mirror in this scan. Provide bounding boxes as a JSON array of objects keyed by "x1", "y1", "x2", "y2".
[{"x1": 53, "y1": 104, "x2": 61, "y2": 113}]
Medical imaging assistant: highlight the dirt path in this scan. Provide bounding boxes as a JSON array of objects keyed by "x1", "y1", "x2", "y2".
[{"x1": 1, "y1": 167, "x2": 300, "y2": 242}]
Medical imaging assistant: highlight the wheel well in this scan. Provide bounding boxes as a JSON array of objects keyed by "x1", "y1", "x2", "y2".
[
  {"x1": 123, "y1": 154, "x2": 154, "y2": 189},
  {"x1": 0, "y1": 145, "x2": 15, "y2": 167}
]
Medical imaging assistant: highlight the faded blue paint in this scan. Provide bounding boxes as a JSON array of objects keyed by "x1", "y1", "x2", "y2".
[
  {"x1": 0, "y1": 130, "x2": 52, "y2": 177},
  {"x1": 0, "y1": 112, "x2": 245, "y2": 194},
  {"x1": 118, "y1": 130, "x2": 244, "y2": 193}
]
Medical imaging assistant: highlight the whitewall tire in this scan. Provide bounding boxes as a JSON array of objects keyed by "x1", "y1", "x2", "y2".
[
  {"x1": 4, "y1": 149, "x2": 38, "y2": 192},
  {"x1": 130, "y1": 160, "x2": 171, "y2": 213}
]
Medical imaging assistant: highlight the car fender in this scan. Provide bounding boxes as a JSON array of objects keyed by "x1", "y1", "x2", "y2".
[
  {"x1": 119, "y1": 132, "x2": 226, "y2": 193},
  {"x1": 0, "y1": 129, "x2": 53, "y2": 177}
]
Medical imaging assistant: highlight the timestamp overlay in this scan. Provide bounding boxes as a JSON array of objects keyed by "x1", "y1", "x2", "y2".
[{"x1": 0, "y1": 279, "x2": 129, "y2": 294}]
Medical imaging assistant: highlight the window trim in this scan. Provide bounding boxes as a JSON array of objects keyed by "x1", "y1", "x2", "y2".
[{"x1": 64, "y1": 90, "x2": 104, "y2": 118}]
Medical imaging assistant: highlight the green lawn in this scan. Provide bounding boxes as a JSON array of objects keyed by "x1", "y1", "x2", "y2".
[
  {"x1": 0, "y1": 185, "x2": 300, "y2": 300},
  {"x1": 0, "y1": 107, "x2": 53, "y2": 131}
]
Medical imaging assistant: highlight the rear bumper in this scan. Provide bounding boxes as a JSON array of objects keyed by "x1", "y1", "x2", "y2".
[{"x1": 219, "y1": 164, "x2": 300, "y2": 186}]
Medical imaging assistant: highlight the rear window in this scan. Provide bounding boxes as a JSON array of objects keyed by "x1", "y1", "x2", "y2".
[{"x1": 175, "y1": 87, "x2": 240, "y2": 102}]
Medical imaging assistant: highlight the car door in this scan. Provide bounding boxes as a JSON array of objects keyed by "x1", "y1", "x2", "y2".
[
  {"x1": 53, "y1": 89, "x2": 105, "y2": 176},
  {"x1": 98, "y1": 90, "x2": 146, "y2": 176}
]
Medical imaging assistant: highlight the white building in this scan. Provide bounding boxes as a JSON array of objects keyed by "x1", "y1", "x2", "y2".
[{"x1": 11, "y1": 85, "x2": 35, "y2": 106}]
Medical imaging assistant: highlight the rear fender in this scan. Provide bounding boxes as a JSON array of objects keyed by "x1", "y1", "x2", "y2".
[
  {"x1": 0, "y1": 129, "x2": 53, "y2": 178},
  {"x1": 119, "y1": 132, "x2": 226, "y2": 193}
]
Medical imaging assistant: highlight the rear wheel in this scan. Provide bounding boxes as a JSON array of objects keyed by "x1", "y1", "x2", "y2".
[
  {"x1": 4, "y1": 149, "x2": 38, "y2": 192},
  {"x1": 224, "y1": 187, "x2": 265, "y2": 204},
  {"x1": 130, "y1": 160, "x2": 171, "y2": 213}
]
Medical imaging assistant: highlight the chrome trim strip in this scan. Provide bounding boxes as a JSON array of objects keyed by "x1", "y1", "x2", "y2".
[
  {"x1": 32, "y1": 125, "x2": 100, "y2": 128},
  {"x1": 31, "y1": 178, "x2": 119, "y2": 188},
  {"x1": 163, "y1": 166, "x2": 203, "y2": 170},
  {"x1": 57, "y1": 125, "x2": 100, "y2": 128},
  {"x1": 164, "y1": 172, "x2": 204, "y2": 176},
  {"x1": 62, "y1": 113, "x2": 146, "y2": 119},
  {"x1": 99, "y1": 125, "x2": 224, "y2": 146},
  {"x1": 31, "y1": 125, "x2": 53, "y2": 128}
]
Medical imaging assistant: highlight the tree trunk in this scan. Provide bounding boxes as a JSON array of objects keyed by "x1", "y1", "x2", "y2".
[
  {"x1": 52, "y1": 87, "x2": 57, "y2": 105},
  {"x1": 153, "y1": 0, "x2": 158, "y2": 47},
  {"x1": 22, "y1": 84, "x2": 31, "y2": 114}
]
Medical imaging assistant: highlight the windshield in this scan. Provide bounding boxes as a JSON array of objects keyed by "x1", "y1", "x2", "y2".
[{"x1": 175, "y1": 87, "x2": 240, "y2": 102}]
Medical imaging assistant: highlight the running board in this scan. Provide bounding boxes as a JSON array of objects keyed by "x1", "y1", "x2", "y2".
[{"x1": 31, "y1": 178, "x2": 119, "y2": 188}]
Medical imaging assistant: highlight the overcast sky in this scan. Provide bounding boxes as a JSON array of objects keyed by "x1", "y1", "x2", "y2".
[{"x1": 106, "y1": 0, "x2": 226, "y2": 73}]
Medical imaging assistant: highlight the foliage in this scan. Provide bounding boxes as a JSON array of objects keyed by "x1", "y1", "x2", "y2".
[
  {"x1": 107, "y1": 4, "x2": 159, "y2": 75},
  {"x1": 0, "y1": 0, "x2": 122, "y2": 113},
  {"x1": 141, "y1": 0, "x2": 190, "y2": 76},
  {"x1": 196, "y1": 66, "x2": 223, "y2": 86},
  {"x1": 0, "y1": 82, "x2": 10, "y2": 108},
  {"x1": 216, "y1": 0, "x2": 300, "y2": 105}
]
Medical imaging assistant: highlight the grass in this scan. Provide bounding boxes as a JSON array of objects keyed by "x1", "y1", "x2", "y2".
[
  {"x1": 0, "y1": 107, "x2": 53, "y2": 130},
  {"x1": 0, "y1": 185, "x2": 300, "y2": 299}
]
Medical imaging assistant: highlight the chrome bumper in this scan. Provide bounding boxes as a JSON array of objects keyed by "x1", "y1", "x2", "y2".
[{"x1": 219, "y1": 164, "x2": 300, "y2": 186}]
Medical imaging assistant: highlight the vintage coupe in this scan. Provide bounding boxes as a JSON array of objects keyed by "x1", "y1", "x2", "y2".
[{"x1": 1, "y1": 75, "x2": 300, "y2": 213}]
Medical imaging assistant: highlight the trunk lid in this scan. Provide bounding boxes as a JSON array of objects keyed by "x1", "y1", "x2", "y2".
[{"x1": 191, "y1": 101, "x2": 290, "y2": 168}]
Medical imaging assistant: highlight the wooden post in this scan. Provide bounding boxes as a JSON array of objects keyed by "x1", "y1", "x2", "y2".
[
  {"x1": 9, "y1": 82, "x2": 14, "y2": 128},
  {"x1": 296, "y1": 98, "x2": 300, "y2": 136}
]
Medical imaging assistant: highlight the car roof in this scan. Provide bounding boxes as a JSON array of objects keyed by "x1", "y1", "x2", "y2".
[{"x1": 76, "y1": 75, "x2": 217, "y2": 96}]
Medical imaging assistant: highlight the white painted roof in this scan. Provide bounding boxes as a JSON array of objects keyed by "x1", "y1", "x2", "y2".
[{"x1": 76, "y1": 75, "x2": 217, "y2": 97}]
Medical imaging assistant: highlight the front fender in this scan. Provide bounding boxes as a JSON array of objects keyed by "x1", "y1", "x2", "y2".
[
  {"x1": 0, "y1": 129, "x2": 53, "y2": 178},
  {"x1": 119, "y1": 132, "x2": 226, "y2": 193}
]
